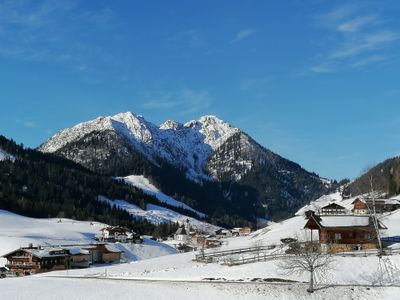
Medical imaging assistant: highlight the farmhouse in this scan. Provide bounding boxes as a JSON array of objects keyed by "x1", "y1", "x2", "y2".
[
  {"x1": 98, "y1": 226, "x2": 141, "y2": 243},
  {"x1": 215, "y1": 229, "x2": 232, "y2": 238},
  {"x1": 352, "y1": 198, "x2": 369, "y2": 215},
  {"x1": 304, "y1": 214, "x2": 386, "y2": 252},
  {"x1": 3, "y1": 245, "x2": 69, "y2": 276},
  {"x1": 231, "y1": 227, "x2": 252, "y2": 236},
  {"x1": 365, "y1": 198, "x2": 400, "y2": 213},
  {"x1": 68, "y1": 247, "x2": 91, "y2": 268},
  {"x1": 2, "y1": 243, "x2": 123, "y2": 276},
  {"x1": 83, "y1": 244, "x2": 122, "y2": 264},
  {"x1": 319, "y1": 203, "x2": 347, "y2": 215}
]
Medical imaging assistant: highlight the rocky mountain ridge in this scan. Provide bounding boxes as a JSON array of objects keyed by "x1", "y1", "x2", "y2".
[{"x1": 39, "y1": 112, "x2": 334, "y2": 221}]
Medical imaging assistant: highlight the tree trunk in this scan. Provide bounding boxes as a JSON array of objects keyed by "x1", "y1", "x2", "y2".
[{"x1": 307, "y1": 268, "x2": 314, "y2": 293}]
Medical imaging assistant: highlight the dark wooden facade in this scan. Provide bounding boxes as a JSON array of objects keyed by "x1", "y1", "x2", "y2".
[
  {"x1": 4, "y1": 248, "x2": 68, "y2": 276},
  {"x1": 83, "y1": 244, "x2": 122, "y2": 263},
  {"x1": 319, "y1": 203, "x2": 346, "y2": 215},
  {"x1": 304, "y1": 215, "x2": 385, "y2": 251}
]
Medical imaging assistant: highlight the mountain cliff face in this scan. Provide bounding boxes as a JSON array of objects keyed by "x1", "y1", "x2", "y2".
[
  {"x1": 39, "y1": 113, "x2": 240, "y2": 181},
  {"x1": 39, "y1": 112, "x2": 333, "y2": 222},
  {"x1": 345, "y1": 156, "x2": 400, "y2": 197}
]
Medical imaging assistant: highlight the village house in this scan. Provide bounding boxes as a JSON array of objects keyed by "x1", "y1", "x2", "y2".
[
  {"x1": 352, "y1": 198, "x2": 369, "y2": 215},
  {"x1": 304, "y1": 214, "x2": 386, "y2": 253},
  {"x1": 68, "y1": 247, "x2": 91, "y2": 268},
  {"x1": 3, "y1": 245, "x2": 69, "y2": 276},
  {"x1": 231, "y1": 227, "x2": 252, "y2": 236},
  {"x1": 196, "y1": 235, "x2": 223, "y2": 249},
  {"x1": 98, "y1": 226, "x2": 142, "y2": 243},
  {"x1": 319, "y1": 203, "x2": 347, "y2": 215},
  {"x1": 215, "y1": 229, "x2": 232, "y2": 238},
  {"x1": 365, "y1": 198, "x2": 400, "y2": 213},
  {"x1": 2, "y1": 243, "x2": 123, "y2": 276},
  {"x1": 83, "y1": 244, "x2": 123, "y2": 264}
]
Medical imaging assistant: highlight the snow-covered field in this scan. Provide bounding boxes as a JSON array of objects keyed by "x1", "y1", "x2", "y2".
[
  {"x1": 0, "y1": 210, "x2": 177, "y2": 267},
  {"x1": 2, "y1": 192, "x2": 400, "y2": 299},
  {"x1": 1, "y1": 277, "x2": 399, "y2": 300}
]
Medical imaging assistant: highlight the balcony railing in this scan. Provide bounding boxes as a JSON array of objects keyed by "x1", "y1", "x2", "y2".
[{"x1": 6, "y1": 262, "x2": 38, "y2": 268}]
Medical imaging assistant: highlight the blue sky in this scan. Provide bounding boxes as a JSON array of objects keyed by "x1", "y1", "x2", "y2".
[{"x1": 1, "y1": 0, "x2": 400, "y2": 180}]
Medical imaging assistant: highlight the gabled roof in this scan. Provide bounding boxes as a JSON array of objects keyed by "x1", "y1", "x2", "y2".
[
  {"x1": 320, "y1": 216, "x2": 370, "y2": 227},
  {"x1": 101, "y1": 226, "x2": 129, "y2": 233},
  {"x1": 83, "y1": 244, "x2": 123, "y2": 254},
  {"x1": 321, "y1": 203, "x2": 346, "y2": 210},
  {"x1": 351, "y1": 198, "x2": 365, "y2": 204},
  {"x1": 175, "y1": 226, "x2": 187, "y2": 235},
  {"x1": 304, "y1": 215, "x2": 387, "y2": 229},
  {"x1": 2, "y1": 247, "x2": 69, "y2": 259}
]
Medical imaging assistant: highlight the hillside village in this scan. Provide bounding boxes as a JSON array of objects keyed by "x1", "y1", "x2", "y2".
[
  {"x1": 2, "y1": 191, "x2": 400, "y2": 299},
  {"x1": 2, "y1": 190, "x2": 400, "y2": 279}
]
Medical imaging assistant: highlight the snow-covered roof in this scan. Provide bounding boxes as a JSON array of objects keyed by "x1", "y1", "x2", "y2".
[
  {"x1": 104, "y1": 244, "x2": 123, "y2": 253},
  {"x1": 69, "y1": 247, "x2": 90, "y2": 255},
  {"x1": 319, "y1": 216, "x2": 370, "y2": 227},
  {"x1": 321, "y1": 203, "x2": 346, "y2": 210},
  {"x1": 19, "y1": 248, "x2": 70, "y2": 259},
  {"x1": 175, "y1": 226, "x2": 187, "y2": 235}
]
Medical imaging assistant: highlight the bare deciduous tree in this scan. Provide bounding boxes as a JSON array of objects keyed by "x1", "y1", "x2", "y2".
[{"x1": 278, "y1": 241, "x2": 334, "y2": 293}]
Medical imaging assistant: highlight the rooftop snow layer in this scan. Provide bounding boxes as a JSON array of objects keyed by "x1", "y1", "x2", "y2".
[{"x1": 319, "y1": 215, "x2": 371, "y2": 227}]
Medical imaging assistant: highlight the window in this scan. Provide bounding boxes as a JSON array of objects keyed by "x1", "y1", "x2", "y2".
[
  {"x1": 349, "y1": 232, "x2": 353, "y2": 238},
  {"x1": 334, "y1": 233, "x2": 341, "y2": 240}
]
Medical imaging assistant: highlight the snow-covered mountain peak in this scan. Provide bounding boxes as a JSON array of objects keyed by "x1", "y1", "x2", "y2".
[
  {"x1": 159, "y1": 120, "x2": 183, "y2": 131},
  {"x1": 198, "y1": 114, "x2": 225, "y2": 124},
  {"x1": 39, "y1": 111, "x2": 288, "y2": 183},
  {"x1": 184, "y1": 115, "x2": 240, "y2": 151},
  {"x1": 110, "y1": 111, "x2": 156, "y2": 145}
]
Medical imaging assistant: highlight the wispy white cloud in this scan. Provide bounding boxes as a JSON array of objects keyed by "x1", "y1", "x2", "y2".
[
  {"x1": 318, "y1": 4, "x2": 357, "y2": 26},
  {"x1": 142, "y1": 89, "x2": 212, "y2": 116},
  {"x1": 0, "y1": 0, "x2": 119, "y2": 71},
  {"x1": 337, "y1": 15, "x2": 378, "y2": 33},
  {"x1": 308, "y1": 5, "x2": 399, "y2": 74},
  {"x1": 331, "y1": 31, "x2": 399, "y2": 59},
  {"x1": 232, "y1": 29, "x2": 255, "y2": 42},
  {"x1": 24, "y1": 121, "x2": 37, "y2": 128},
  {"x1": 308, "y1": 64, "x2": 335, "y2": 74},
  {"x1": 350, "y1": 55, "x2": 388, "y2": 68}
]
